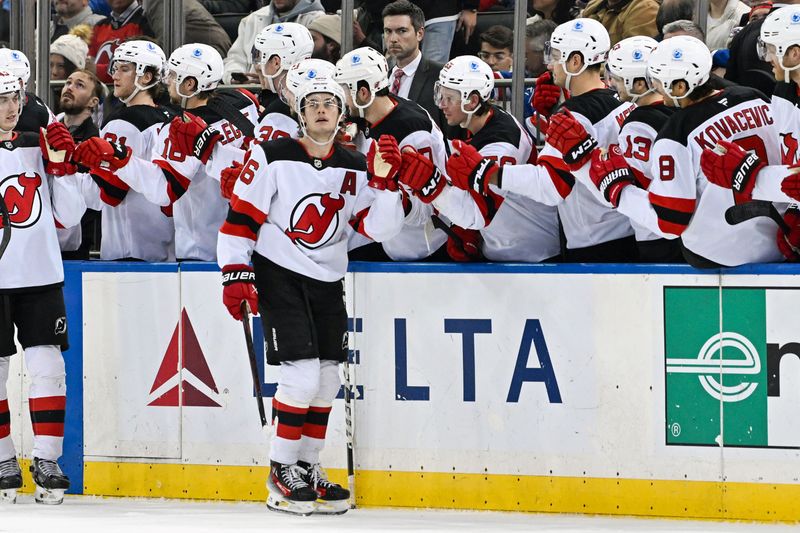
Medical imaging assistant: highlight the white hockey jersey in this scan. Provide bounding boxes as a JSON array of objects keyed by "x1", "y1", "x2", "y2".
[
  {"x1": 113, "y1": 90, "x2": 259, "y2": 260},
  {"x1": 436, "y1": 105, "x2": 560, "y2": 262},
  {"x1": 255, "y1": 91, "x2": 299, "y2": 142},
  {"x1": 76, "y1": 105, "x2": 176, "y2": 261},
  {"x1": 218, "y1": 138, "x2": 404, "y2": 281},
  {"x1": 500, "y1": 88, "x2": 636, "y2": 251},
  {"x1": 0, "y1": 132, "x2": 85, "y2": 291},
  {"x1": 617, "y1": 86, "x2": 785, "y2": 266}
]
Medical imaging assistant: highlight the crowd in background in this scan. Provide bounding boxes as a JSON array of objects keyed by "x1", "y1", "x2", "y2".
[{"x1": 0, "y1": 0, "x2": 795, "y2": 264}]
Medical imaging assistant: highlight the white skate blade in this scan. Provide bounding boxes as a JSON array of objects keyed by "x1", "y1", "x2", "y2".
[
  {"x1": 0, "y1": 488, "x2": 18, "y2": 504},
  {"x1": 34, "y1": 485, "x2": 65, "y2": 505},
  {"x1": 267, "y1": 493, "x2": 316, "y2": 516},
  {"x1": 313, "y1": 499, "x2": 350, "y2": 515}
]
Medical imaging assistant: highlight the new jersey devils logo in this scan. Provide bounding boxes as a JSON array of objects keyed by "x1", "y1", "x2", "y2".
[
  {"x1": 95, "y1": 39, "x2": 121, "y2": 73},
  {"x1": 1, "y1": 173, "x2": 43, "y2": 229},
  {"x1": 285, "y1": 193, "x2": 346, "y2": 249},
  {"x1": 781, "y1": 132, "x2": 799, "y2": 166}
]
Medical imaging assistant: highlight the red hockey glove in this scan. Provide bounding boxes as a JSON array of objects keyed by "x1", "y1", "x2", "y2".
[
  {"x1": 589, "y1": 146, "x2": 636, "y2": 208},
  {"x1": 40, "y1": 123, "x2": 77, "y2": 176},
  {"x1": 397, "y1": 148, "x2": 445, "y2": 203},
  {"x1": 446, "y1": 140, "x2": 499, "y2": 195},
  {"x1": 778, "y1": 206, "x2": 800, "y2": 261},
  {"x1": 335, "y1": 122, "x2": 358, "y2": 151},
  {"x1": 781, "y1": 168, "x2": 800, "y2": 202},
  {"x1": 700, "y1": 140, "x2": 766, "y2": 204},
  {"x1": 220, "y1": 160, "x2": 244, "y2": 200},
  {"x1": 169, "y1": 113, "x2": 222, "y2": 164},
  {"x1": 221, "y1": 264, "x2": 258, "y2": 321},
  {"x1": 366, "y1": 135, "x2": 401, "y2": 191},
  {"x1": 546, "y1": 109, "x2": 597, "y2": 170},
  {"x1": 531, "y1": 71, "x2": 563, "y2": 118},
  {"x1": 446, "y1": 225, "x2": 483, "y2": 262},
  {"x1": 73, "y1": 136, "x2": 131, "y2": 171}
]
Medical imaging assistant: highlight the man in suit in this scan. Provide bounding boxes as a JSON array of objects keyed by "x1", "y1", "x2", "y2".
[{"x1": 383, "y1": 1, "x2": 445, "y2": 128}]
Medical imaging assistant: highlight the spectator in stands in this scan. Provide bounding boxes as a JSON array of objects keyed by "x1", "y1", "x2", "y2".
[
  {"x1": 662, "y1": 20, "x2": 736, "y2": 89},
  {"x1": 655, "y1": 0, "x2": 694, "y2": 40},
  {"x1": 142, "y1": 0, "x2": 232, "y2": 57},
  {"x1": 198, "y1": 0, "x2": 260, "y2": 14},
  {"x1": 50, "y1": 26, "x2": 92, "y2": 81},
  {"x1": 308, "y1": 14, "x2": 342, "y2": 63},
  {"x1": 531, "y1": 0, "x2": 579, "y2": 25},
  {"x1": 525, "y1": 18, "x2": 555, "y2": 77},
  {"x1": 478, "y1": 25, "x2": 513, "y2": 71},
  {"x1": 56, "y1": 68, "x2": 104, "y2": 260},
  {"x1": 707, "y1": 0, "x2": 750, "y2": 49},
  {"x1": 51, "y1": 0, "x2": 106, "y2": 42},
  {"x1": 384, "y1": 1, "x2": 444, "y2": 125},
  {"x1": 419, "y1": 1, "x2": 480, "y2": 64},
  {"x1": 223, "y1": 0, "x2": 325, "y2": 84},
  {"x1": 581, "y1": 0, "x2": 659, "y2": 46},
  {"x1": 88, "y1": 0, "x2": 155, "y2": 83}
]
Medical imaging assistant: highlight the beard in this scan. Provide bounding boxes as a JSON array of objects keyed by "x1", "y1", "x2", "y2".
[{"x1": 59, "y1": 95, "x2": 88, "y2": 114}]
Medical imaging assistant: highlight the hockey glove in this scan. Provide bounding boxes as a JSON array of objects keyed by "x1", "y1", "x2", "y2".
[
  {"x1": 531, "y1": 71, "x2": 563, "y2": 118},
  {"x1": 397, "y1": 148, "x2": 445, "y2": 202},
  {"x1": 221, "y1": 264, "x2": 258, "y2": 321},
  {"x1": 781, "y1": 169, "x2": 800, "y2": 202},
  {"x1": 169, "y1": 113, "x2": 222, "y2": 164},
  {"x1": 220, "y1": 160, "x2": 244, "y2": 200},
  {"x1": 778, "y1": 206, "x2": 800, "y2": 261},
  {"x1": 589, "y1": 146, "x2": 635, "y2": 208},
  {"x1": 446, "y1": 225, "x2": 483, "y2": 262},
  {"x1": 366, "y1": 135, "x2": 401, "y2": 191},
  {"x1": 73, "y1": 136, "x2": 132, "y2": 171},
  {"x1": 546, "y1": 109, "x2": 597, "y2": 170},
  {"x1": 40, "y1": 122, "x2": 77, "y2": 176},
  {"x1": 700, "y1": 140, "x2": 765, "y2": 204},
  {"x1": 335, "y1": 122, "x2": 359, "y2": 151},
  {"x1": 446, "y1": 140, "x2": 499, "y2": 195}
]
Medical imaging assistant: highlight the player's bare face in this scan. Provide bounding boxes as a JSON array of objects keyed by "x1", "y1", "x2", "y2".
[
  {"x1": 302, "y1": 93, "x2": 340, "y2": 140},
  {"x1": 60, "y1": 71, "x2": 96, "y2": 113},
  {"x1": 436, "y1": 86, "x2": 467, "y2": 126},
  {"x1": 0, "y1": 92, "x2": 20, "y2": 132},
  {"x1": 111, "y1": 61, "x2": 136, "y2": 100},
  {"x1": 546, "y1": 49, "x2": 567, "y2": 88}
]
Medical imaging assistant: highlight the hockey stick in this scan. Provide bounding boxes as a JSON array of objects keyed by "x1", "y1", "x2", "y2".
[
  {"x1": 241, "y1": 303, "x2": 267, "y2": 427},
  {"x1": 0, "y1": 190, "x2": 9, "y2": 261},
  {"x1": 725, "y1": 201, "x2": 791, "y2": 235},
  {"x1": 342, "y1": 354, "x2": 356, "y2": 509}
]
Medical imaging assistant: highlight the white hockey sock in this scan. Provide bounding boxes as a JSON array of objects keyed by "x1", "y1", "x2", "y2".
[
  {"x1": 25, "y1": 345, "x2": 66, "y2": 461},
  {"x1": 298, "y1": 361, "x2": 340, "y2": 465},
  {"x1": 0, "y1": 357, "x2": 15, "y2": 461}
]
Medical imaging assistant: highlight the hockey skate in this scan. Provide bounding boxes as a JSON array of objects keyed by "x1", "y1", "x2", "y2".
[
  {"x1": 297, "y1": 461, "x2": 351, "y2": 515},
  {"x1": 266, "y1": 461, "x2": 317, "y2": 516},
  {"x1": 0, "y1": 457, "x2": 22, "y2": 504},
  {"x1": 30, "y1": 457, "x2": 69, "y2": 505}
]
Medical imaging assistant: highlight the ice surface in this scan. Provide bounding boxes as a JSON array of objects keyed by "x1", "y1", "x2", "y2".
[{"x1": 0, "y1": 496, "x2": 795, "y2": 533}]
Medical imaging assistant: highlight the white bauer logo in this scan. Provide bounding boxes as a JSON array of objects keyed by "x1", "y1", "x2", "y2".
[{"x1": 665, "y1": 331, "x2": 760, "y2": 402}]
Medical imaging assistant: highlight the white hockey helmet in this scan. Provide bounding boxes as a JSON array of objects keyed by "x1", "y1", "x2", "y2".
[
  {"x1": 647, "y1": 35, "x2": 712, "y2": 107},
  {"x1": 282, "y1": 58, "x2": 336, "y2": 107},
  {"x1": 0, "y1": 49, "x2": 30, "y2": 87},
  {"x1": 759, "y1": 6, "x2": 800, "y2": 77},
  {"x1": 0, "y1": 69, "x2": 24, "y2": 129},
  {"x1": 334, "y1": 47, "x2": 389, "y2": 117},
  {"x1": 166, "y1": 43, "x2": 224, "y2": 102},
  {"x1": 111, "y1": 40, "x2": 167, "y2": 104},
  {"x1": 434, "y1": 55, "x2": 494, "y2": 128},
  {"x1": 295, "y1": 78, "x2": 346, "y2": 146},
  {"x1": 252, "y1": 22, "x2": 313, "y2": 90},
  {"x1": 606, "y1": 36, "x2": 659, "y2": 102}
]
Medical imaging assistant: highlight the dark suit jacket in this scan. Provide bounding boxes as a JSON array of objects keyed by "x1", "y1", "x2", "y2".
[{"x1": 407, "y1": 57, "x2": 447, "y2": 131}]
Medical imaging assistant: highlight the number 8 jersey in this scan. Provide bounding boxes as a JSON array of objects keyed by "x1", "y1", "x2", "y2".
[{"x1": 618, "y1": 86, "x2": 786, "y2": 266}]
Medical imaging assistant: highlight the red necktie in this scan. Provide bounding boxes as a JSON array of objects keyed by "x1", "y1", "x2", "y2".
[{"x1": 391, "y1": 69, "x2": 405, "y2": 95}]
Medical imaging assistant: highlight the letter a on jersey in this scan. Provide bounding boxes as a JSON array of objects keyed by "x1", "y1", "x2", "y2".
[{"x1": 148, "y1": 309, "x2": 221, "y2": 407}]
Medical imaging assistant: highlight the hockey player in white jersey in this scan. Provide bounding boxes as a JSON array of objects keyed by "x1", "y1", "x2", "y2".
[
  {"x1": 590, "y1": 36, "x2": 682, "y2": 262},
  {"x1": 589, "y1": 35, "x2": 785, "y2": 267},
  {"x1": 251, "y1": 22, "x2": 314, "y2": 143},
  {"x1": 0, "y1": 49, "x2": 56, "y2": 133},
  {"x1": 0, "y1": 71, "x2": 86, "y2": 505},
  {"x1": 335, "y1": 46, "x2": 455, "y2": 261},
  {"x1": 445, "y1": 19, "x2": 637, "y2": 262},
  {"x1": 88, "y1": 43, "x2": 258, "y2": 261},
  {"x1": 70, "y1": 40, "x2": 176, "y2": 261},
  {"x1": 217, "y1": 78, "x2": 404, "y2": 515},
  {"x1": 397, "y1": 55, "x2": 560, "y2": 262}
]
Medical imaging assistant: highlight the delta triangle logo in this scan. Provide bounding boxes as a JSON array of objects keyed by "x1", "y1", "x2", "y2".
[{"x1": 147, "y1": 309, "x2": 221, "y2": 407}]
